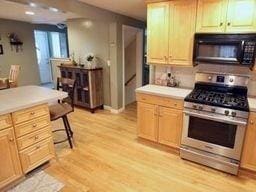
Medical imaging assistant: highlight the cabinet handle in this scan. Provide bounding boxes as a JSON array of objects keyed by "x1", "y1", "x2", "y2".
[{"x1": 227, "y1": 22, "x2": 231, "y2": 26}]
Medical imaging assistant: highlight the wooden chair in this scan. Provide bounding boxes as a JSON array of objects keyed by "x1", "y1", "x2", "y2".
[
  {"x1": 9, "y1": 65, "x2": 21, "y2": 87},
  {"x1": 0, "y1": 78, "x2": 10, "y2": 90},
  {"x1": 49, "y1": 77, "x2": 76, "y2": 149}
]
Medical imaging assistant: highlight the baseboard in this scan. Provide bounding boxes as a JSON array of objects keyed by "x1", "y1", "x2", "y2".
[{"x1": 104, "y1": 105, "x2": 125, "y2": 114}]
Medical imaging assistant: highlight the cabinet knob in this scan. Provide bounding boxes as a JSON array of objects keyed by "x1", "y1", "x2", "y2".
[
  {"x1": 250, "y1": 120, "x2": 254, "y2": 125},
  {"x1": 9, "y1": 138, "x2": 14, "y2": 142},
  {"x1": 220, "y1": 22, "x2": 223, "y2": 26},
  {"x1": 227, "y1": 22, "x2": 231, "y2": 26},
  {"x1": 33, "y1": 124, "x2": 37, "y2": 128},
  {"x1": 36, "y1": 145, "x2": 40, "y2": 149},
  {"x1": 30, "y1": 112, "x2": 35, "y2": 115},
  {"x1": 35, "y1": 136, "x2": 39, "y2": 140}
]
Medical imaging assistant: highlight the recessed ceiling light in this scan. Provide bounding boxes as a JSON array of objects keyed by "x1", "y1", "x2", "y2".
[
  {"x1": 49, "y1": 7, "x2": 58, "y2": 12},
  {"x1": 25, "y1": 11, "x2": 35, "y2": 15},
  {"x1": 29, "y1": 2, "x2": 37, "y2": 7}
]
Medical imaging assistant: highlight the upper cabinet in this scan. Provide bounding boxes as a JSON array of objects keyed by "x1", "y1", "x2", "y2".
[
  {"x1": 226, "y1": 0, "x2": 256, "y2": 33},
  {"x1": 196, "y1": 0, "x2": 256, "y2": 33},
  {"x1": 168, "y1": 0, "x2": 197, "y2": 66},
  {"x1": 196, "y1": 0, "x2": 228, "y2": 33},
  {"x1": 147, "y1": 0, "x2": 196, "y2": 66},
  {"x1": 147, "y1": 2, "x2": 169, "y2": 64}
]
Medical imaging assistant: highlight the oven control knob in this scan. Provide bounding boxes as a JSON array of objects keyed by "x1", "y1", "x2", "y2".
[
  {"x1": 224, "y1": 110, "x2": 230, "y2": 116},
  {"x1": 211, "y1": 108, "x2": 216, "y2": 113},
  {"x1": 231, "y1": 112, "x2": 237, "y2": 117},
  {"x1": 208, "y1": 76, "x2": 212, "y2": 81},
  {"x1": 198, "y1": 106, "x2": 203, "y2": 111},
  {"x1": 229, "y1": 78, "x2": 234, "y2": 83}
]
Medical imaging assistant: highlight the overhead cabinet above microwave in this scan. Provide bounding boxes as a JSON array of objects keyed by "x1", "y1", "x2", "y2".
[
  {"x1": 196, "y1": 0, "x2": 256, "y2": 33},
  {"x1": 146, "y1": 0, "x2": 256, "y2": 66}
]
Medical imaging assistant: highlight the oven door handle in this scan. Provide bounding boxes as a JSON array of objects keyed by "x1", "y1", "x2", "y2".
[{"x1": 183, "y1": 111, "x2": 247, "y2": 126}]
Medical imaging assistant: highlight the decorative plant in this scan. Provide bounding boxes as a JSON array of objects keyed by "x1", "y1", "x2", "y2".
[
  {"x1": 7, "y1": 33, "x2": 22, "y2": 43},
  {"x1": 86, "y1": 53, "x2": 94, "y2": 62}
]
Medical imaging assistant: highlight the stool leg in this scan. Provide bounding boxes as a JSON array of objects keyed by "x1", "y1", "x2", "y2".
[
  {"x1": 64, "y1": 115, "x2": 73, "y2": 138},
  {"x1": 62, "y1": 116, "x2": 73, "y2": 149}
]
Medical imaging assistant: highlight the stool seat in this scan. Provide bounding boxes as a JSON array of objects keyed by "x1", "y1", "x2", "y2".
[{"x1": 49, "y1": 103, "x2": 73, "y2": 121}]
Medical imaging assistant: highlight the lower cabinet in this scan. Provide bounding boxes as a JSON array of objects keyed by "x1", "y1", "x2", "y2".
[
  {"x1": 137, "y1": 93, "x2": 183, "y2": 149},
  {"x1": 158, "y1": 107, "x2": 183, "y2": 148},
  {"x1": 241, "y1": 112, "x2": 256, "y2": 171},
  {"x1": 0, "y1": 128, "x2": 22, "y2": 189}
]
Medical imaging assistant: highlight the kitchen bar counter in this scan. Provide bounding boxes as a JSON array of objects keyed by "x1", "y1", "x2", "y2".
[
  {"x1": 0, "y1": 86, "x2": 67, "y2": 115},
  {"x1": 136, "y1": 84, "x2": 192, "y2": 100}
]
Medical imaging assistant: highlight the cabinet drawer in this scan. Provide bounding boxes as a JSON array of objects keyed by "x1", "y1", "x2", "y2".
[
  {"x1": 14, "y1": 116, "x2": 50, "y2": 138},
  {"x1": 17, "y1": 127, "x2": 52, "y2": 150},
  {"x1": 136, "y1": 93, "x2": 183, "y2": 109},
  {"x1": 0, "y1": 114, "x2": 12, "y2": 131},
  {"x1": 19, "y1": 139, "x2": 55, "y2": 173},
  {"x1": 12, "y1": 105, "x2": 49, "y2": 125}
]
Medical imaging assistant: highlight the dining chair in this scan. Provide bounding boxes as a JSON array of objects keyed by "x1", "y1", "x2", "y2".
[
  {"x1": 49, "y1": 77, "x2": 76, "y2": 149},
  {"x1": 9, "y1": 65, "x2": 21, "y2": 87},
  {"x1": 0, "y1": 78, "x2": 10, "y2": 90}
]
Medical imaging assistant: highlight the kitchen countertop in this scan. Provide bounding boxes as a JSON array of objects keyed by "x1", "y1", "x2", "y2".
[
  {"x1": 248, "y1": 97, "x2": 256, "y2": 113},
  {"x1": 136, "y1": 84, "x2": 192, "y2": 100},
  {"x1": 0, "y1": 85, "x2": 68, "y2": 115}
]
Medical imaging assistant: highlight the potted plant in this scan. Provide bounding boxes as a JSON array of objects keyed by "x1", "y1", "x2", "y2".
[{"x1": 86, "y1": 53, "x2": 95, "y2": 68}]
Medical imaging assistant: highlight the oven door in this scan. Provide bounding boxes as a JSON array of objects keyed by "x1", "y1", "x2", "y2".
[
  {"x1": 193, "y1": 40, "x2": 243, "y2": 65},
  {"x1": 182, "y1": 110, "x2": 247, "y2": 160}
]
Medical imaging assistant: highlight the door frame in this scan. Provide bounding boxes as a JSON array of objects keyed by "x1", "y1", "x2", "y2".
[{"x1": 122, "y1": 25, "x2": 144, "y2": 109}]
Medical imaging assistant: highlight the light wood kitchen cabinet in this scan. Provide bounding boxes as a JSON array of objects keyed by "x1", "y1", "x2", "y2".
[
  {"x1": 137, "y1": 93, "x2": 183, "y2": 149},
  {"x1": 196, "y1": 0, "x2": 228, "y2": 33},
  {"x1": 0, "y1": 128, "x2": 22, "y2": 189},
  {"x1": 196, "y1": 0, "x2": 256, "y2": 33},
  {"x1": 147, "y1": 2, "x2": 169, "y2": 64},
  {"x1": 226, "y1": 0, "x2": 256, "y2": 33},
  {"x1": 158, "y1": 107, "x2": 183, "y2": 148},
  {"x1": 241, "y1": 112, "x2": 256, "y2": 172},
  {"x1": 147, "y1": 0, "x2": 196, "y2": 66},
  {"x1": 137, "y1": 102, "x2": 158, "y2": 141},
  {"x1": 168, "y1": 0, "x2": 197, "y2": 66}
]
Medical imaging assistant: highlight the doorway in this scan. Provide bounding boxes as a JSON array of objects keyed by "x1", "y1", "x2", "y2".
[
  {"x1": 122, "y1": 25, "x2": 144, "y2": 108},
  {"x1": 34, "y1": 30, "x2": 68, "y2": 86}
]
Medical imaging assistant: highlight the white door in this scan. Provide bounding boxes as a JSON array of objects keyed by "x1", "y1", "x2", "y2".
[{"x1": 34, "y1": 31, "x2": 52, "y2": 84}]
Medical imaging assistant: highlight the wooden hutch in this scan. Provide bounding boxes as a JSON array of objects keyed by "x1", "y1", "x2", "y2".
[{"x1": 58, "y1": 65, "x2": 104, "y2": 113}]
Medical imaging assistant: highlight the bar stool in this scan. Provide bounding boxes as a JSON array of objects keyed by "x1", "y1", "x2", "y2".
[
  {"x1": 0, "y1": 78, "x2": 10, "y2": 90},
  {"x1": 49, "y1": 77, "x2": 76, "y2": 149}
]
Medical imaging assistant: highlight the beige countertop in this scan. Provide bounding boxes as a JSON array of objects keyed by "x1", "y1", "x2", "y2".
[
  {"x1": 0, "y1": 85, "x2": 68, "y2": 115},
  {"x1": 136, "y1": 84, "x2": 192, "y2": 100},
  {"x1": 248, "y1": 97, "x2": 256, "y2": 112}
]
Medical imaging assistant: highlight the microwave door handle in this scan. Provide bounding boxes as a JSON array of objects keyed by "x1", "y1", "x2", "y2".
[
  {"x1": 183, "y1": 111, "x2": 247, "y2": 126},
  {"x1": 239, "y1": 40, "x2": 245, "y2": 62}
]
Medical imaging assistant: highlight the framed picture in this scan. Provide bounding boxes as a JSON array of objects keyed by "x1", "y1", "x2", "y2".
[{"x1": 0, "y1": 45, "x2": 3, "y2": 55}]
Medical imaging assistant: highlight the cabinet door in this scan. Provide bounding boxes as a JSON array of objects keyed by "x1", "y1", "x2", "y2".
[
  {"x1": 0, "y1": 128, "x2": 22, "y2": 189},
  {"x1": 196, "y1": 0, "x2": 228, "y2": 33},
  {"x1": 147, "y1": 2, "x2": 169, "y2": 64},
  {"x1": 241, "y1": 113, "x2": 256, "y2": 171},
  {"x1": 158, "y1": 107, "x2": 183, "y2": 148},
  {"x1": 226, "y1": 0, "x2": 256, "y2": 33},
  {"x1": 169, "y1": 0, "x2": 197, "y2": 66},
  {"x1": 137, "y1": 102, "x2": 158, "y2": 141}
]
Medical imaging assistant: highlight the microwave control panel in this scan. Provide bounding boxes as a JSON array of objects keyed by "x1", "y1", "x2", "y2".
[{"x1": 242, "y1": 41, "x2": 256, "y2": 65}]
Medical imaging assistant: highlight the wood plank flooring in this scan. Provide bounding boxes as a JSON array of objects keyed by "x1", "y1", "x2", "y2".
[{"x1": 46, "y1": 103, "x2": 256, "y2": 192}]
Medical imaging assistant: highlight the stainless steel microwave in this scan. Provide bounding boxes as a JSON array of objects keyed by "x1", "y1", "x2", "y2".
[{"x1": 193, "y1": 34, "x2": 256, "y2": 68}]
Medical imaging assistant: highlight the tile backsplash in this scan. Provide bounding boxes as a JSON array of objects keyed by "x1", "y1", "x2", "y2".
[{"x1": 153, "y1": 64, "x2": 256, "y2": 96}]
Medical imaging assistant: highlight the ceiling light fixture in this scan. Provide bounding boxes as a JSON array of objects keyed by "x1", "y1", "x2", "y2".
[
  {"x1": 29, "y1": 2, "x2": 37, "y2": 7},
  {"x1": 49, "y1": 7, "x2": 58, "y2": 12},
  {"x1": 25, "y1": 11, "x2": 35, "y2": 15}
]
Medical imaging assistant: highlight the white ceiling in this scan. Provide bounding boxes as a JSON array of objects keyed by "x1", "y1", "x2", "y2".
[
  {"x1": 0, "y1": 0, "x2": 80, "y2": 24},
  {"x1": 78, "y1": 0, "x2": 147, "y2": 21}
]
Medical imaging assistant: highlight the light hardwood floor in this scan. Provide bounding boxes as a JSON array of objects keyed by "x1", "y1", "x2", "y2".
[{"x1": 46, "y1": 103, "x2": 256, "y2": 192}]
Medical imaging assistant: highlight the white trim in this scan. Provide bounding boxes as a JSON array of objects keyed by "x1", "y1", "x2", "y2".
[{"x1": 104, "y1": 105, "x2": 125, "y2": 114}]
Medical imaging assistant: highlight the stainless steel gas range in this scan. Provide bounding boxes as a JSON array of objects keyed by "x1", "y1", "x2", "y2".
[{"x1": 180, "y1": 72, "x2": 250, "y2": 175}]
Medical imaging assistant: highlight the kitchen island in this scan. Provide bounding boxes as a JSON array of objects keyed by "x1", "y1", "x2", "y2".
[{"x1": 0, "y1": 86, "x2": 67, "y2": 190}]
